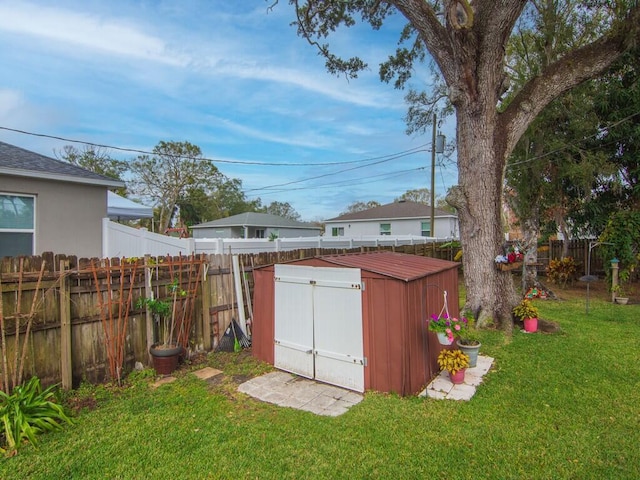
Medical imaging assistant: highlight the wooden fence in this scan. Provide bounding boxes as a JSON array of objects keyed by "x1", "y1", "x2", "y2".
[
  {"x1": 3, "y1": 239, "x2": 598, "y2": 392},
  {"x1": 505, "y1": 239, "x2": 609, "y2": 275},
  {"x1": 0, "y1": 244, "x2": 460, "y2": 392}
]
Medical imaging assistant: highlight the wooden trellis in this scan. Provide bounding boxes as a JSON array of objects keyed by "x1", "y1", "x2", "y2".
[
  {"x1": 0, "y1": 258, "x2": 46, "y2": 393},
  {"x1": 164, "y1": 255, "x2": 205, "y2": 350},
  {"x1": 89, "y1": 258, "x2": 143, "y2": 385},
  {"x1": 142, "y1": 255, "x2": 207, "y2": 357}
]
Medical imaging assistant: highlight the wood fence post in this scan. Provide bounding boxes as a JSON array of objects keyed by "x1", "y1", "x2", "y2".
[
  {"x1": 201, "y1": 266, "x2": 212, "y2": 351},
  {"x1": 59, "y1": 260, "x2": 72, "y2": 390},
  {"x1": 144, "y1": 255, "x2": 153, "y2": 364}
]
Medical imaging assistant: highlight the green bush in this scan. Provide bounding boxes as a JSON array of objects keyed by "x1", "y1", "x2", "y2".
[{"x1": 0, "y1": 377, "x2": 73, "y2": 456}]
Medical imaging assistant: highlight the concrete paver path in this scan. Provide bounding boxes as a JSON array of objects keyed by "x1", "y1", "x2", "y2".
[{"x1": 238, "y1": 371, "x2": 363, "y2": 417}]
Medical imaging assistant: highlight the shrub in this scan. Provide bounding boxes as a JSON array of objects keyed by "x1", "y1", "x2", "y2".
[{"x1": 546, "y1": 257, "x2": 577, "y2": 287}]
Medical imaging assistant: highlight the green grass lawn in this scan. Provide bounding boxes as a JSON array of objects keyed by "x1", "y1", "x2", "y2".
[{"x1": 2, "y1": 291, "x2": 639, "y2": 479}]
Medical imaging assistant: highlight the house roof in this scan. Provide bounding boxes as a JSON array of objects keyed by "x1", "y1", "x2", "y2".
[
  {"x1": 0, "y1": 141, "x2": 125, "y2": 188},
  {"x1": 325, "y1": 200, "x2": 456, "y2": 222},
  {"x1": 191, "y1": 212, "x2": 321, "y2": 230}
]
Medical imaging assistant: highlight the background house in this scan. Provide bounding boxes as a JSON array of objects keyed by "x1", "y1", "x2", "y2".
[
  {"x1": 0, "y1": 141, "x2": 124, "y2": 258},
  {"x1": 324, "y1": 200, "x2": 459, "y2": 239},
  {"x1": 190, "y1": 212, "x2": 322, "y2": 239}
]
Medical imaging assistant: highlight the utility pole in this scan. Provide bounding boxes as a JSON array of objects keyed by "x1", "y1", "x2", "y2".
[
  {"x1": 430, "y1": 113, "x2": 436, "y2": 238},
  {"x1": 430, "y1": 114, "x2": 446, "y2": 239}
]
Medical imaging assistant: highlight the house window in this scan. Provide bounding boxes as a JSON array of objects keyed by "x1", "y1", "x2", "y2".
[
  {"x1": 255, "y1": 228, "x2": 266, "y2": 238},
  {"x1": 380, "y1": 223, "x2": 391, "y2": 235},
  {"x1": 331, "y1": 227, "x2": 344, "y2": 237},
  {"x1": 0, "y1": 194, "x2": 35, "y2": 256},
  {"x1": 421, "y1": 221, "x2": 431, "y2": 237}
]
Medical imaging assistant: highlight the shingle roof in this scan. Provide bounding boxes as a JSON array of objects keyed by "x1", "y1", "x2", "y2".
[
  {"x1": 191, "y1": 212, "x2": 321, "y2": 230},
  {"x1": 325, "y1": 200, "x2": 456, "y2": 222},
  {"x1": 0, "y1": 141, "x2": 124, "y2": 188}
]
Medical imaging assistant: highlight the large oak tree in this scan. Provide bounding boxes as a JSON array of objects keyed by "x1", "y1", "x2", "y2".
[{"x1": 285, "y1": 0, "x2": 640, "y2": 330}]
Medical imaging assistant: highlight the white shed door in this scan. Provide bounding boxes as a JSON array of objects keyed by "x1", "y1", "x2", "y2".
[
  {"x1": 274, "y1": 265, "x2": 315, "y2": 379},
  {"x1": 274, "y1": 264, "x2": 364, "y2": 392}
]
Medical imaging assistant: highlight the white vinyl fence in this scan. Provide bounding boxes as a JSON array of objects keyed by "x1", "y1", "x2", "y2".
[
  {"x1": 102, "y1": 218, "x2": 195, "y2": 257},
  {"x1": 103, "y1": 219, "x2": 450, "y2": 258}
]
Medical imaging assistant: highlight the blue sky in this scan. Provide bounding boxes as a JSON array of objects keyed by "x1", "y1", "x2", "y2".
[{"x1": 0, "y1": 0, "x2": 457, "y2": 221}]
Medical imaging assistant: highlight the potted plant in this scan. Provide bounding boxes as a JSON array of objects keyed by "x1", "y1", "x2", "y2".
[
  {"x1": 456, "y1": 318, "x2": 481, "y2": 368},
  {"x1": 427, "y1": 313, "x2": 469, "y2": 345},
  {"x1": 437, "y1": 349, "x2": 470, "y2": 384},
  {"x1": 612, "y1": 284, "x2": 629, "y2": 304},
  {"x1": 136, "y1": 278, "x2": 187, "y2": 375},
  {"x1": 513, "y1": 298, "x2": 539, "y2": 333}
]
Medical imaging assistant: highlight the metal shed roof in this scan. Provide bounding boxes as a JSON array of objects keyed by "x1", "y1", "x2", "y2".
[{"x1": 317, "y1": 251, "x2": 459, "y2": 282}]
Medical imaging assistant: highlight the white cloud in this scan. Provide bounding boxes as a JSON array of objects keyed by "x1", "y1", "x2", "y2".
[
  {"x1": 213, "y1": 62, "x2": 389, "y2": 108},
  {"x1": 0, "y1": 2, "x2": 187, "y2": 66},
  {"x1": 0, "y1": 89, "x2": 24, "y2": 118},
  {"x1": 0, "y1": 2, "x2": 398, "y2": 110},
  {"x1": 208, "y1": 115, "x2": 335, "y2": 149}
]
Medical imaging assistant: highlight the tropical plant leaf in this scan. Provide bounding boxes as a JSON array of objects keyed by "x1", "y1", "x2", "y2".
[{"x1": 0, "y1": 377, "x2": 73, "y2": 456}]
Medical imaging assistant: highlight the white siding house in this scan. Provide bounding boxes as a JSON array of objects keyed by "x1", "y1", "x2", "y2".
[{"x1": 324, "y1": 200, "x2": 459, "y2": 240}]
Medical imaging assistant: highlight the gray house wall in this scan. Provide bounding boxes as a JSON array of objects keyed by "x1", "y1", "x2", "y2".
[
  {"x1": 192, "y1": 226, "x2": 235, "y2": 239},
  {"x1": 192, "y1": 226, "x2": 320, "y2": 239},
  {"x1": 0, "y1": 176, "x2": 106, "y2": 257}
]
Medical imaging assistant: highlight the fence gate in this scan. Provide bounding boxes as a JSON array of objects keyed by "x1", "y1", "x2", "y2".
[{"x1": 274, "y1": 264, "x2": 364, "y2": 392}]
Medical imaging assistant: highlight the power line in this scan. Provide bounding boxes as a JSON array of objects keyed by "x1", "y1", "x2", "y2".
[
  {"x1": 506, "y1": 110, "x2": 640, "y2": 170},
  {"x1": 251, "y1": 166, "x2": 427, "y2": 196},
  {"x1": 0, "y1": 125, "x2": 430, "y2": 168},
  {"x1": 245, "y1": 149, "x2": 429, "y2": 193}
]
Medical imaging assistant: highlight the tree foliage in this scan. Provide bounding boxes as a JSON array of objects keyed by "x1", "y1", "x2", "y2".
[
  {"x1": 55, "y1": 145, "x2": 128, "y2": 195},
  {"x1": 130, "y1": 141, "x2": 224, "y2": 233},
  {"x1": 577, "y1": 47, "x2": 640, "y2": 232},
  {"x1": 262, "y1": 201, "x2": 301, "y2": 221},
  {"x1": 340, "y1": 200, "x2": 381, "y2": 215},
  {"x1": 505, "y1": 2, "x2": 617, "y2": 262},
  {"x1": 178, "y1": 179, "x2": 262, "y2": 227},
  {"x1": 395, "y1": 187, "x2": 452, "y2": 210},
  {"x1": 599, "y1": 210, "x2": 640, "y2": 284}
]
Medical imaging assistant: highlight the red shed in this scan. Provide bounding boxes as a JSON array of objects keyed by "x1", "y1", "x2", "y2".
[{"x1": 252, "y1": 251, "x2": 460, "y2": 396}]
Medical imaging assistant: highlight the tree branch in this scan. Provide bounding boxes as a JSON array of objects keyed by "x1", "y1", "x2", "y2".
[
  {"x1": 390, "y1": 0, "x2": 454, "y2": 81},
  {"x1": 500, "y1": 6, "x2": 640, "y2": 156}
]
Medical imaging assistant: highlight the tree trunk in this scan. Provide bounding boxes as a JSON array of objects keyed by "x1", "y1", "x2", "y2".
[
  {"x1": 447, "y1": 104, "x2": 518, "y2": 331},
  {"x1": 553, "y1": 208, "x2": 571, "y2": 258},
  {"x1": 522, "y1": 213, "x2": 539, "y2": 290}
]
